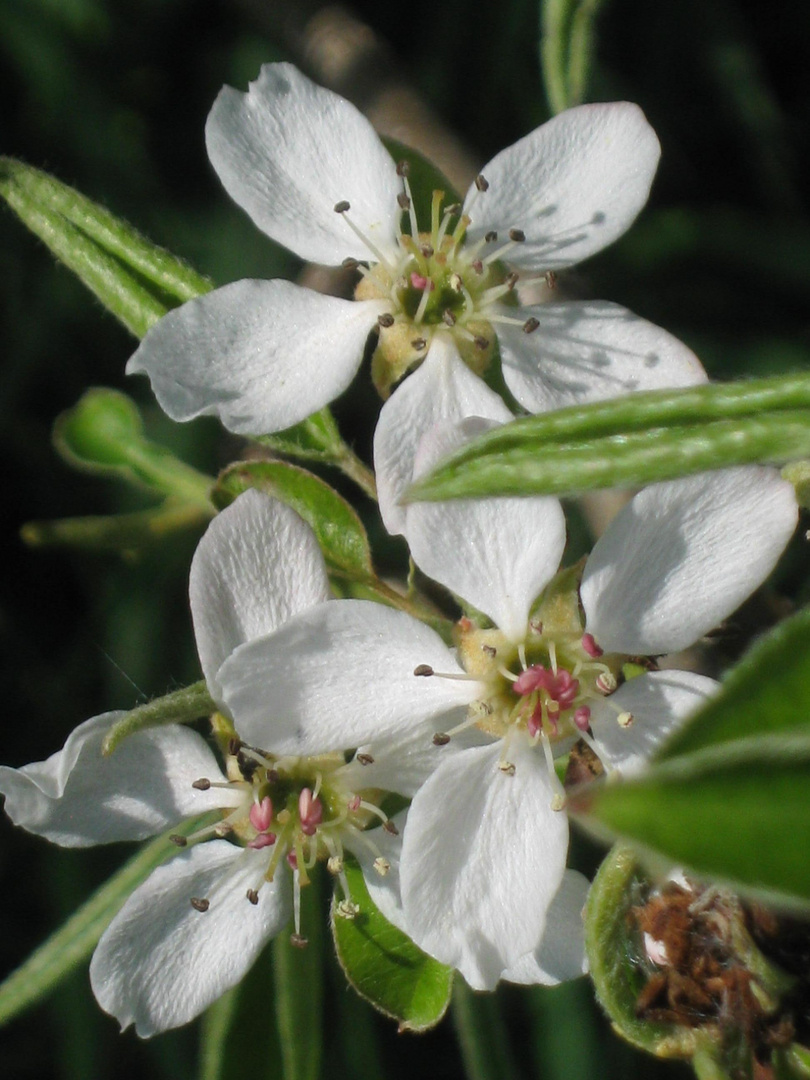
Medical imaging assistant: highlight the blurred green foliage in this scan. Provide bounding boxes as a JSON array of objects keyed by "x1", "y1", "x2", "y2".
[{"x1": 1, "y1": 0, "x2": 808, "y2": 1077}]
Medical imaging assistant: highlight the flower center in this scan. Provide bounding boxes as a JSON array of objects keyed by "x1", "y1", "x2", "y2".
[{"x1": 337, "y1": 164, "x2": 540, "y2": 398}]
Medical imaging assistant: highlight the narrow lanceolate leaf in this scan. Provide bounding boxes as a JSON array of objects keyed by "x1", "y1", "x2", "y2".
[
  {"x1": 332, "y1": 860, "x2": 453, "y2": 1033},
  {"x1": 659, "y1": 607, "x2": 810, "y2": 761},
  {"x1": 273, "y1": 876, "x2": 323, "y2": 1080},
  {"x1": 101, "y1": 681, "x2": 215, "y2": 756},
  {"x1": 213, "y1": 460, "x2": 374, "y2": 580},
  {"x1": 0, "y1": 157, "x2": 211, "y2": 337},
  {"x1": 540, "y1": 0, "x2": 605, "y2": 115},
  {"x1": 0, "y1": 816, "x2": 212, "y2": 1026},
  {"x1": 406, "y1": 374, "x2": 810, "y2": 501},
  {"x1": 571, "y1": 735, "x2": 810, "y2": 912}
]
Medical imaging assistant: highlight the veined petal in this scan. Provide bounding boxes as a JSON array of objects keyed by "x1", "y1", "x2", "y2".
[
  {"x1": 374, "y1": 335, "x2": 513, "y2": 535},
  {"x1": 406, "y1": 419, "x2": 566, "y2": 641},
  {"x1": 581, "y1": 467, "x2": 798, "y2": 655},
  {"x1": 589, "y1": 670, "x2": 718, "y2": 778},
  {"x1": 219, "y1": 600, "x2": 481, "y2": 755},
  {"x1": 206, "y1": 63, "x2": 402, "y2": 266},
  {"x1": 464, "y1": 103, "x2": 660, "y2": 271},
  {"x1": 400, "y1": 739, "x2": 569, "y2": 989},
  {"x1": 0, "y1": 714, "x2": 232, "y2": 847},
  {"x1": 90, "y1": 842, "x2": 291, "y2": 1036},
  {"x1": 498, "y1": 300, "x2": 706, "y2": 413},
  {"x1": 502, "y1": 869, "x2": 590, "y2": 985},
  {"x1": 127, "y1": 280, "x2": 387, "y2": 435},
  {"x1": 190, "y1": 491, "x2": 330, "y2": 699}
]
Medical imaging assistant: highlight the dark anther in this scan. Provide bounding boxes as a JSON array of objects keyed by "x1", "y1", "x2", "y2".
[
  {"x1": 442, "y1": 310, "x2": 457, "y2": 327},
  {"x1": 290, "y1": 934, "x2": 309, "y2": 949},
  {"x1": 420, "y1": 244, "x2": 434, "y2": 258},
  {"x1": 396, "y1": 160, "x2": 410, "y2": 177},
  {"x1": 509, "y1": 228, "x2": 526, "y2": 242},
  {"x1": 192, "y1": 778, "x2": 211, "y2": 790},
  {"x1": 342, "y1": 257, "x2": 359, "y2": 270},
  {"x1": 433, "y1": 732, "x2": 451, "y2": 746},
  {"x1": 471, "y1": 259, "x2": 484, "y2": 275},
  {"x1": 523, "y1": 317, "x2": 540, "y2": 334},
  {"x1": 475, "y1": 174, "x2": 490, "y2": 192},
  {"x1": 411, "y1": 338, "x2": 427, "y2": 351},
  {"x1": 474, "y1": 335, "x2": 490, "y2": 350},
  {"x1": 485, "y1": 230, "x2": 498, "y2": 243},
  {"x1": 227, "y1": 737, "x2": 242, "y2": 756},
  {"x1": 356, "y1": 753, "x2": 375, "y2": 766},
  {"x1": 397, "y1": 193, "x2": 411, "y2": 210},
  {"x1": 169, "y1": 834, "x2": 188, "y2": 847},
  {"x1": 482, "y1": 644, "x2": 497, "y2": 657},
  {"x1": 246, "y1": 889, "x2": 259, "y2": 906},
  {"x1": 445, "y1": 203, "x2": 461, "y2": 216},
  {"x1": 414, "y1": 664, "x2": 434, "y2": 677},
  {"x1": 377, "y1": 313, "x2": 395, "y2": 328},
  {"x1": 237, "y1": 750, "x2": 259, "y2": 780},
  {"x1": 267, "y1": 769, "x2": 280, "y2": 784},
  {"x1": 190, "y1": 897, "x2": 210, "y2": 913},
  {"x1": 383, "y1": 820, "x2": 400, "y2": 836},
  {"x1": 334, "y1": 200, "x2": 351, "y2": 214},
  {"x1": 505, "y1": 272, "x2": 519, "y2": 289},
  {"x1": 545, "y1": 271, "x2": 557, "y2": 289}
]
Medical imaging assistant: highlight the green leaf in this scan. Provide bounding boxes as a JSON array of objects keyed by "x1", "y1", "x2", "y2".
[
  {"x1": 54, "y1": 388, "x2": 214, "y2": 510},
  {"x1": 572, "y1": 734, "x2": 810, "y2": 911},
  {"x1": 584, "y1": 845, "x2": 698, "y2": 1058},
  {"x1": 272, "y1": 875, "x2": 323, "y2": 1080},
  {"x1": 406, "y1": 373, "x2": 810, "y2": 502},
  {"x1": 0, "y1": 157, "x2": 211, "y2": 337},
  {"x1": 331, "y1": 859, "x2": 453, "y2": 1032},
  {"x1": 0, "y1": 816, "x2": 212, "y2": 1026},
  {"x1": 213, "y1": 460, "x2": 374, "y2": 580},
  {"x1": 659, "y1": 607, "x2": 810, "y2": 761},
  {"x1": 540, "y1": 0, "x2": 605, "y2": 115},
  {"x1": 101, "y1": 681, "x2": 215, "y2": 756}
]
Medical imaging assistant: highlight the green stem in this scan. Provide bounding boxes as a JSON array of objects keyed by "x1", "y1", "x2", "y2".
[
  {"x1": 198, "y1": 987, "x2": 241, "y2": 1080},
  {"x1": 334, "y1": 444, "x2": 378, "y2": 501},
  {"x1": 451, "y1": 982, "x2": 521, "y2": 1080},
  {"x1": 102, "y1": 680, "x2": 215, "y2": 756}
]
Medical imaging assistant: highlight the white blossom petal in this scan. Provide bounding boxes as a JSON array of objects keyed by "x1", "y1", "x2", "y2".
[
  {"x1": 581, "y1": 468, "x2": 798, "y2": 655},
  {"x1": 400, "y1": 739, "x2": 569, "y2": 989},
  {"x1": 497, "y1": 300, "x2": 706, "y2": 412},
  {"x1": 589, "y1": 670, "x2": 719, "y2": 778},
  {"x1": 205, "y1": 63, "x2": 401, "y2": 266},
  {"x1": 0, "y1": 714, "x2": 232, "y2": 847},
  {"x1": 190, "y1": 491, "x2": 330, "y2": 699},
  {"x1": 90, "y1": 842, "x2": 290, "y2": 1036},
  {"x1": 219, "y1": 600, "x2": 481, "y2": 755},
  {"x1": 405, "y1": 418, "x2": 566, "y2": 640},
  {"x1": 374, "y1": 334, "x2": 513, "y2": 535},
  {"x1": 464, "y1": 103, "x2": 660, "y2": 271},
  {"x1": 127, "y1": 279, "x2": 386, "y2": 435},
  {"x1": 502, "y1": 869, "x2": 590, "y2": 985}
]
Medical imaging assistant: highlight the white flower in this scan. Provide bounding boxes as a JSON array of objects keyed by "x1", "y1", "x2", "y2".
[
  {"x1": 214, "y1": 464, "x2": 797, "y2": 988},
  {"x1": 126, "y1": 62, "x2": 707, "y2": 533},
  {"x1": 0, "y1": 492, "x2": 412, "y2": 1036}
]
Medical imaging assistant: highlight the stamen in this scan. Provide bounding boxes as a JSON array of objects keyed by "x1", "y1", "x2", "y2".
[
  {"x1": 327, "y1": 855, "x2": 344, "y2": 875},
  {"x1": 617, "y1": 712, "x2": 634, "y2": 728},
  {"x1": 336, "y1": 899, "x2": 360, "y2": 920},
  {"x1": 582, "y1": 633, "x2": 603, "y2": 658},
  {"x1": 190, "y1": 897, "x2": 210, "y2": 912},
  {"x1": 410, "y1": 337, "x2": 428, "y2": 352},
  {"x1": 298, "y1": 788, "x2": 323, "y2": 837},
  {"x1": 401, "y1": 175, "x2": 420, "y2": 240},
  {"x1": 442, "y1": 310, "x2": 457, "y2": 327},
  {"x1": 356, "y1": 752, "x2": 375, "y2": 765},
  {"x1": 342, "y1": 257, "x2": 360, "y2": 270},
  {"x1": 485, "y1": 231, "x2": 498, "y2": 243},
  {"x1": 548, "y1": 640, "x2": 558, "y2": 675},
  {"x1": 596, "y1": 672, "x2": 618, "y2": 695},
  {"x1": 335, "y1": 203, "x2": 395, "y2": 270},
  {"x1": 508, "y1": 228, "x2": 526, "y2": 242},
  {"x1": 374, "y1": 857, "x2": 391, "y2": 876},
  {"x1": 545, "y1": 271, "x2": 557, "y2": 289},
  {"x1": 475, "y1": 174, "x2": 489, "y2": 191},
  {"x1": 383, "y1": 820, "x2": 399, "y2": 836},
  {"x1": 523, "y1": 317, "x2": 540, "y2": 334},
  {"x1": 169, "y1": 834, "x2": 188, "y2": 847},
  {"x1": 413, "y1": 664, "x2": 478, "y2": 681},
  {"x1": 573, "y1": 706, "x2": 592, "y2": 731},
  {"x1": 377, "y1": 313, "x2": 395, "y2": 328},
  {"x1": 246, "y1": 888, "x2": 259, "y2": 905},
  {"x1": 413, "y1": 285, "x2": 432, "y2": 324},
  {"x1": 191, "y1": 778, "x2": 211, "y2": 790},
  {"x1": 498, "y1": 760, "x2": 516, "y2": 776},
  {"x1": 290, "y1": 934, "x2": 309, "y2": 948},
  {"x1": 433, "y1": 732, "x2": 451, "y2": 746},
  {"x1": 249, "y1": 795, "x2": 273, "y2": 834}
]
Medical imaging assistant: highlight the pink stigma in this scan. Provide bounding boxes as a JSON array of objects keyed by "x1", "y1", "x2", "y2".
[
  {"x1": 286, "y1": 851, "x2": 298, "y2": 870},
  {"x1": 582, "y1": 633, "x2": 603, "y2": 658},
  {"x1": 513, "y1": 664, "x2": 579, "y2": 708},
  {"x1": 299, "y1": 788, "x2": 323, "y2": 837},
  {"x1": 347, "y1": 795, "x2": 362, "y2": 812},
  {"x1": 247, "y1": 831, "x2": 277, "y2": 850},
  {"x1": 410, "y1": 271, "x2": 434, "y2": 292},
  {"x1": 249, "y1": 795, "x2": 273, "y2": 834},
  {"x1": 573, "y1": 706, "x2": 591, "y2": 731}
]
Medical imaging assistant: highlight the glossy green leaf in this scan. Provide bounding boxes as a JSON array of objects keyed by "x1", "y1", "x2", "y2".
[
  {"x1": 659, "y1": 607, "x2": 810, "y2": 761},
  {"x1": 331, "y1": 859, "x2": 453, "y2": 1032},
  {"x1": 406, "y1": 374, "x2": 810, "y2": 501},
  {"x1": 0, "y1": 157, "x2": 211, "y2": 337},
  {"x1": 0, "y1": 816, "x2": 212, "y2": 1026},
  {"x1": 54, "y1": 388, "x2": 214, "y2": 510},
  {"x1": 572, "y1": 735, "x2": 810, "y2": 911},
  {"x1": 273, "y1": 875, "x2": 323, "y2": 1080},
  {"x1": 213, "y1": 460, "x2": 374, "y2": 580}
]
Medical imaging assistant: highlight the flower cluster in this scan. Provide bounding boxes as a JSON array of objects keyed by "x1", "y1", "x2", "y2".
[{"x1": 1, "y1": 61, "x2": 801, "y2": 1041}]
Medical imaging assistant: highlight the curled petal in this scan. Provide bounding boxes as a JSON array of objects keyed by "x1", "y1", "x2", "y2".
[
  {"x1": 464, "y1": 103, "x2": 660, "y2": 271},
  {"x1": 581, "y1": 467, "x2": 798, "y2": 655},
  {"x1": 206, "y1": 63, "x2": 402, "y2": 266},
  {"x1": 127, "y1": 279, "x2": 386, "y2": 435},
  {"x1": 90, "y1": 842, "x2": 291, "y2": 1036},
  {"x1": 0, "y1": 714, "x2": 233, "y2": 847},
  {"x1": 190, "y1": 491, "x2": 330, "y2": 699}
]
